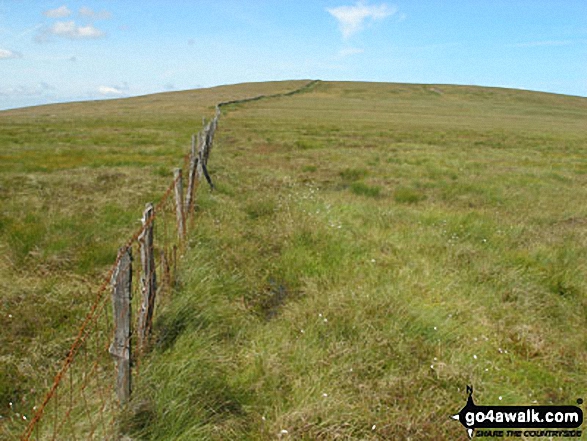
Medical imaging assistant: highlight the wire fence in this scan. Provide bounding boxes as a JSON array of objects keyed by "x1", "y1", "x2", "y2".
[
  {"x1": 8, "y1": 82, "x2": 316, "y2": 441},
  {"x1": 16, "y1": 109, "x2": 220, "y2": 441}
]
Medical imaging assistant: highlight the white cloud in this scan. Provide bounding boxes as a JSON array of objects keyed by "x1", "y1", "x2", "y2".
[
  {"x1": 327, "y1": 1, "x2": 396, "y2": 39},
  {"x1": 79, "y1": 7, "x2": 112, "y2": 20},
  {"x1": 36, "y1": 20, "x2": 106, "y2": 42},
  {"x1": 98, "y1": 83, "x2": 128, "y2": 96},
  {"x1": 98, "y1": 86, "x2": 125, "y2": 96},
  {"x1": 0, "y1": 48, "x2": 22, "y2": 59},
  {"x1": 43, "y1": 5, "x2": 72, "y2": 18}
]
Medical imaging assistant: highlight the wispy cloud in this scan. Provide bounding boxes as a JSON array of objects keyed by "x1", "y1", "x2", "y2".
[
  {"x1": 36, "y1": 21, "x2": 106, "y2": 42},
  {"x1": 43, "y1": 5, "x2": 72, "y2": 18},
  {"x1": 509, "y1": 40, "x2": 574, "y2": 48},
  {"x1": 327, "y1": 1, "x2": 396, "y2": 39},
  {"x1": 98, "y1": 82, "x2": 129, "y2": 96},
  {"x1": 0, "y1": 82, "x2": 55, "y2": 97},
  {"x1": 338, "y1": 47, "x2": 364, "y2": 57},
  {"x1": 79, "y1": 7, "x2": 112, "y2": 20},
  {"x1": 0, "y1": 48, "x2": 22, "y2": 59},
  {"x1": 99, "y1": 86, "x2": 124, "y2": 96},
  {"x1": 9, "y1": 24, "x2": 44, "y2": 42}
]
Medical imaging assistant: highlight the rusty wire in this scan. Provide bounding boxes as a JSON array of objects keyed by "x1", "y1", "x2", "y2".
[{"x1": 21, "y1": 115, "x2": 218, "y2": 440}]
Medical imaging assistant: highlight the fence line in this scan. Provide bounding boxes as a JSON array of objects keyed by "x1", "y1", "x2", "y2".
[
  {"x1": 20, "y1": 109, "x2": 220, "y2": 441},
  {"x1": 17, "y1": 80, "x2": 318, "y2": 440}
]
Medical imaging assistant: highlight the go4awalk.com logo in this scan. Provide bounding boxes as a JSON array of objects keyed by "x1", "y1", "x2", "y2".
[{"x1": 451, "y1": 386, "x2": 583, "y2": 439}]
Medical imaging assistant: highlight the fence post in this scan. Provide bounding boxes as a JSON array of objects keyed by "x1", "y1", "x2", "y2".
[
  {"x1": 196, "y1": 128, "x2": 214, "y2": 191},
  {"x1": 185, "y1": 134, "x2": 199, "y2": 216},
  {"x1": 199, "y1": 152, "x2": 215, "y2": 191},
  {"x1": 174, "y1": 168, "x2": 185, "y2": 241},
  {"x1": 138, "y1": 203, "x2": 157, "y2": 350},
  {"x1": 109, "y1": 246, "x2": 132, "y2": 405},
  {"x1": 196, "y1": 131, "x2": 206, "y2": 180},
  {"x1": 203, "y1": 122, "x2": 212, "y2": 165}
]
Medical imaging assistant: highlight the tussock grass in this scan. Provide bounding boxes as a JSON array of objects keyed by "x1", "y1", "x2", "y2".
[
  {"x1": 0, "y1": 80, "x2": 311, "y2": 437},
  {"x1": 125, "y1": 82, "x2": 587, "y2": 440},
  {"x1": 3, "y1": 80, "x2": 587, "y2": 439}
]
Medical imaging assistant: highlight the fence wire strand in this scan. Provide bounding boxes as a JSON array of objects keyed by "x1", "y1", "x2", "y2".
[{"x1": 20, "y1": 113, "x2": 219, "y2": 441}]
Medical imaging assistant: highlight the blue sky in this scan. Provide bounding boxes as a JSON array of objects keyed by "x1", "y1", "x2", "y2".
[{"x1": 0, "y1": 0, "x2": 585, "y2": 110}]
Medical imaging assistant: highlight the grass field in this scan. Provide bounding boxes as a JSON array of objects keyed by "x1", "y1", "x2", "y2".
[
  {"x1": 2, "y1": 80, "x2": 587, "y2": 440},
  {"x1": 0, "y1": 80, "x2": 311, "y2": 438}
]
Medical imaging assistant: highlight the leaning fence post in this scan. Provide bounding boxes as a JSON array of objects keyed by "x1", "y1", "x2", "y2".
[
  {"x1": 203, "y1": 121, "x2": 214, "y2": 164},
  {"x1": 196, "y1": 129, "x2": 214, "y2": 191},
  {"x1": 185, "y1": 134, "x2": 199, "y2": 216},
  {"x1": 199, "y1": 152, "x2": 215, "y2": 191},
  {"x1": 109, "y1": 246, "x2": 132, "y2": 405},
  {"x1": 196, "y1": 131, "x2": 206, "y2": 180},
  {"x1": 138, "y1": 203, "x2": 157, "y2": 350},
  {"x1": 174, "y1": 168, "x2": 185, "y2": 241}
]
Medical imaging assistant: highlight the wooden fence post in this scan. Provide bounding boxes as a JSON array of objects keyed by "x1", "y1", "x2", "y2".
[
  {"x1": 185, "y1": 134, "x2": 199, "y2": 216},
  {"x1": 174, "y1": 168, "x2": 185, "y2": 241},
  {"x1": 196, "y1": 128, "x2": 215, "y2": 191},
  {"x1": 203, "y1": 121, "x2": 214, "y2": 165},
  {"x1": 196, "y1": 131, "x2": 206, "y2": 180},
  {"x1": 109, "y1": 246, "x2": 132, "y2": 405},
  {"x1": 199, "y1": 152, "x2": 214, "y2": 191},
  {"x1": 137, "y1": 203, "x2": 157, "y2": 349}
]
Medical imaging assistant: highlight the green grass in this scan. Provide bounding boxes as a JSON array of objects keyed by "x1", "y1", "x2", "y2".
[
  {"x1": 0, "y1": 80, "x2": 312, "y2": 437},
  {"x1": 394, "y1": 186, "x2": 426, "y2": 204},
  {"x1": 2, "y1": 80, "x2": 587, "y2": 440},
  {"x1": 350, "y1": 181, "x2": 381, "y2": 198},
  {"x1": 127, "y1": 82, "x2": 587, "y2": 440}
]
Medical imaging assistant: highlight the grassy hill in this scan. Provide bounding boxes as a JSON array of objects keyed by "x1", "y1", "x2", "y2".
[
  {"x1": 2, "y1": 80, "x2": 587, "y2": 440},
  {"x1": 0, "y1": 80, "x2": 311, "y2": 438}
]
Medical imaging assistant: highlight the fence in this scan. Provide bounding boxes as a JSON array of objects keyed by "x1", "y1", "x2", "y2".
[
  {"x1": 11, "y1": 80, "x2": 318, "y2": 441},
  {"x1": 18, "y1": 108, "x2": 220, "y2": 441}
]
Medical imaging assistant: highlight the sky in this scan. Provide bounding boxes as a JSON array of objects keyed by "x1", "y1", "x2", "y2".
[{"x1": 0, "y1": 0, "x2": 585, "y2": 110}]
